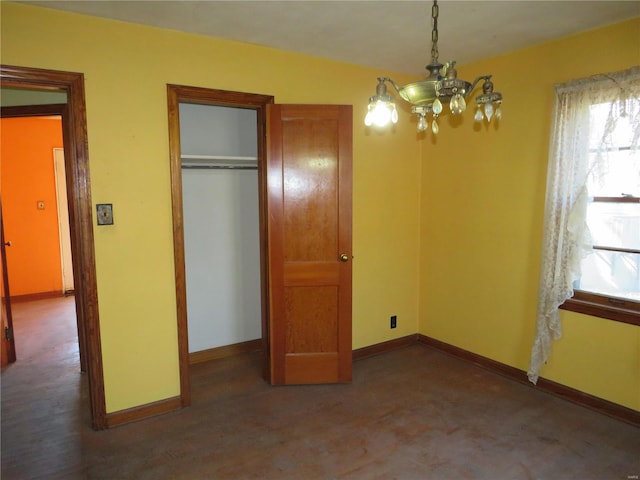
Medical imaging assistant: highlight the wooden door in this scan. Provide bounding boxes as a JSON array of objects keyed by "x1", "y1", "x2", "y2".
[
  {"x1": 267, "y1": 104, "x2": 352, "y2": 385},
  {"x1": 1, "y1": 199, "x2": 16, "y2": 366}
]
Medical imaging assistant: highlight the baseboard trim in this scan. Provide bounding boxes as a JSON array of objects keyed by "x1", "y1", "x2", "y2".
[
  {"x1": 106, "y1": 334, "x2": 639, "y2": 428},
  {"x1": 189, "y1": 339, "x2": 262, "y2": 365},
  {"x1": 352, "y1": 334, "x2": 417, "y2": 361},
  {"x1": 105, "y1": 396, "x2": 182, "y2": 428},
  {"x1": 10, "y1": 291, "x2": 64, "y2": 303},
  {"x1": 416, "y1": 334, "x2": 640, "y2": 427}
]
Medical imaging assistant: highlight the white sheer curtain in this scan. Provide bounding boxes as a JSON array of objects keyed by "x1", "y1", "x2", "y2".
[{"x1": 528, "y1": 66, "x2": 640, "y2": 384}]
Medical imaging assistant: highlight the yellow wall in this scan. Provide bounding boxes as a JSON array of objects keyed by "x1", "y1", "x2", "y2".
[
  {"x1": 1, "y1": 3, "x2": 421, "y2": 412},
  {"x1": 3, "y1": 2, "x2": 638, "y2": 415},
  {"x1": 419, "y1": 18, "x2": 640, "y2": 411}
]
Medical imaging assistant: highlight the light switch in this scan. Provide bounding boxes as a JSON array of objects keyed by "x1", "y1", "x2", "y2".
[
  {"x1": 96, "y1": 204, "x2": 114, "y2": 225},
  {"x1": 37, "y1": 201, "x2": 45, "y2": 210}
]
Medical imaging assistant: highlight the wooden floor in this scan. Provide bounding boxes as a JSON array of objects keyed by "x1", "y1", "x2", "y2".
[{"x1": 1, "y1": 297, "x2": 639, "y2": 479}]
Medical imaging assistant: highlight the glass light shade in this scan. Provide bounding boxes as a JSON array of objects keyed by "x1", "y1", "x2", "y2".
[
  {"x1": 365, "y1": 100, "x2": 398, "y2": 127},
  {"x1": 474, "y1": 106, "x2": 484, "y2": 123},
  {"x1": 417, "y1": 114, "x2": 428, "y2": 132},
  {"x1": 364, "y1": 111, "x2": 373, "y2": 126},
  {"x1": 484, "y1": 102, "x2": 494, "y2": 122}
]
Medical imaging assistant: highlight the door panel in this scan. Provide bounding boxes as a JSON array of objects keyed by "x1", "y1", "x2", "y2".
[{"x1": 267, "y1": 104, "x2": 352, "y2": 385}]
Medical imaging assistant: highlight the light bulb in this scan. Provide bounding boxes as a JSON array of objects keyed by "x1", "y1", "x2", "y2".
[
  {"x1": 370, "y1": 101, "x2": 392, "y2": 127},
  {"x1": 391, "y1": 107, "x2": 398, "y2": 124},
  {"x1": 364, "y1": 111, "x2": 373, "y2": 126},
  {"x1": 495, "y1": 104, "x2": 502, "y2": 121}
]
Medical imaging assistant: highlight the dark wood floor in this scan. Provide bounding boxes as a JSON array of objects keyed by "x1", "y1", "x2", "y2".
[{"x1": 2, "y1": 297, "x2": 639, "y2": 479}]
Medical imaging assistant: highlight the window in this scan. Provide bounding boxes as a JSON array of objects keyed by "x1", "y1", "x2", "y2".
[
  {"x1": 528, "y1": 67, "x2": 640, "y2": 384},
  {"x1": 564, "y1": 101, "x2": 640, "y2": 322}
]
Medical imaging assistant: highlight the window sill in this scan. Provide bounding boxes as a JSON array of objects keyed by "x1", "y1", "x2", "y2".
[{"x1": 561, "y1": 298, "x2": 640, "y2": 326}]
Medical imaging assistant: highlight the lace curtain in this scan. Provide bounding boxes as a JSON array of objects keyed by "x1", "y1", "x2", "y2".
[{"x1": 527, "y1": 66, "x2": 640, "y2": 384}]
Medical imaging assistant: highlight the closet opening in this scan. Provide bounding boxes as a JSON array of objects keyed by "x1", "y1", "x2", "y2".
[
  {"x1": 180, "y1": 104, "x2": 262, "y2": 362},
  {"x1": 167, "y1": 85, "x2": 273, "y2": 406}
]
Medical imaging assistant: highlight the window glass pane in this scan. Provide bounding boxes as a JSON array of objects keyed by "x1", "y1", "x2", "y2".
[
  {"x1": 587, "y1": 150, "x2": 640, "y2": 197},
  {"x1": 578, "y1": 250, "x2": 640, "y2": 301},
  {"x1": 589, "y1": 102, "x2": 635, "y2": 149},
  {"x1": 586, "y1": 202, "x2": 640, "y2": 250},
  {"x1": 579, "y1": 100, "x2": 640, "y2": 302},
  {"x1": 587, "y1": 102, "x2": 639, "y2": 197}
]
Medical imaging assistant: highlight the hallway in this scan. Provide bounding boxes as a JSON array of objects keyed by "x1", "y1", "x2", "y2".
[{"x1": 1, "y1": 296, "x2": 87, "y2": 479}]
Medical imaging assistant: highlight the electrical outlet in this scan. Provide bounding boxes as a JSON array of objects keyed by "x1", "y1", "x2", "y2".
[{"x1": 390, "y1": 315, "x2": 397, "y2": 329}]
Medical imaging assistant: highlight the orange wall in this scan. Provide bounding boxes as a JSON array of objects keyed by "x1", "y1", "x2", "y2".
[{"x1": 1, "y1": 117, "x2": 64, "y2": 296}]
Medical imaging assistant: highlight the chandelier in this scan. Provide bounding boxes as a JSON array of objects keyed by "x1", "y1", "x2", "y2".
[{"x1": 364, "y1": 0, "x2": 503, "y2": 134}]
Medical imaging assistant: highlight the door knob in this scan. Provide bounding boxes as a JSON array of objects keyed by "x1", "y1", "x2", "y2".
[
  {"x1": 3, "y1": 241, "x2": 11, "y2": 247},
  {"x1": 339, "y1": 253, "x2": 349, "y2": 262}
]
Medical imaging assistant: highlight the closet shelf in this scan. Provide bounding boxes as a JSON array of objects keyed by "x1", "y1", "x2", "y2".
[{"x1": 181, "y1": 154, "x2": 258, "y2": 170}]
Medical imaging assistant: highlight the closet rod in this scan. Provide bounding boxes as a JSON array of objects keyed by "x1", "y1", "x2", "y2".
[{"x1": 181, "y1": 165, "x2": 258, "y2": 170}]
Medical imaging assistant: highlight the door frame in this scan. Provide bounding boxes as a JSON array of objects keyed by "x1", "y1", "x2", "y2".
[
  {"x1": 167, "y1": 84, "x2": 274, "y2": 405},
  {"x1": 53, "y1": 147, "x2": 75, "y2": 294},
  {"x1": 1, "y1": 198, "x2": 17, "y2": 364},
  {"x1": 1, "y1": 65, "x2": 107, "y2": 429}
]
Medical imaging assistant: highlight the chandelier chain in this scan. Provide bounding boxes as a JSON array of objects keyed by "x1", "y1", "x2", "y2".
[{"x1": 431, "y1": 0, "x2": 439, "y2": 63}]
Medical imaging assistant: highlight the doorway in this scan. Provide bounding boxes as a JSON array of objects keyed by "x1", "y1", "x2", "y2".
[
  {"x1": 167, "y1": 84, "x2": 273, "y2": 405},
  {"x1": 0, "y1": 111, "x2": 80, "y2": 367},
  {"x1": 1, "y1": 116, "x2": 71, "y2": 301},
  {"x1": 0, "y1": 65, "x2": 106, "y2": 429},
  {"x1": 168, "y1": 85, "x2": 354, "y2": 399},
  {"x1": 180, "y1": 103, "x2": 262, "y2": 359}
]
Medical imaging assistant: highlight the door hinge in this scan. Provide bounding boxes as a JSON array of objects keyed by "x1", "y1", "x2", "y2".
[{"x1": 5, "y1": 326, "x2": 13, "y2": 340}]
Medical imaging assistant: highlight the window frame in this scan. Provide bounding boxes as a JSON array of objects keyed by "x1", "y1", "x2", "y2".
[
  {"x1": 561, "y1": 187, "x2": 640, "y2": 326},
  {"x1": 562, "y1": 292, "x2": 640, "y2": 326}
]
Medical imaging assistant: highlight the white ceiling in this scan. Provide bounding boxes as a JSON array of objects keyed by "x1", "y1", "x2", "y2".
[{"x1": 22, "y1": 1, "x2": 640, "y2": 75}]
